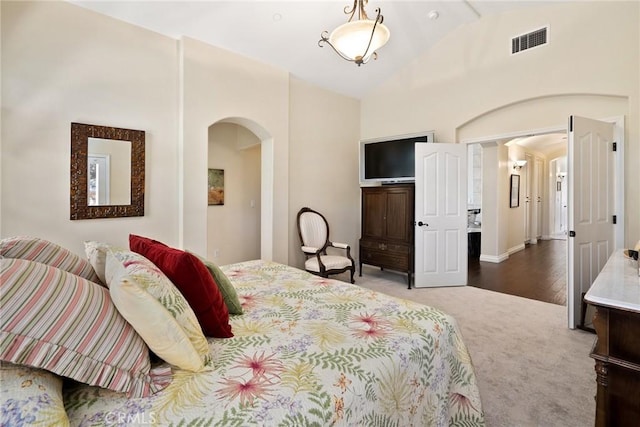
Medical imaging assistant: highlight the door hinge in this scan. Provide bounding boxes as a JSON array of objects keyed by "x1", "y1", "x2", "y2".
[
  {"x1": 569, "y1": 231, "x2": 576, "y2": 237},
  {"x1": 613, "y1": 215, "x2": 617, "y2": 224},
  {"x1": 613, "y1": 142, "x2": 617, "y2": 151}
]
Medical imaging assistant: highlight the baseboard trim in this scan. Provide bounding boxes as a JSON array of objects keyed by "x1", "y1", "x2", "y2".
[
  {"x1": 549, "y1": 233, "x2": 567, "y2": 241},
  {"x1": 508, "y1": 243, "x2": 526, "y2": 255},
  {"x1": 479, "y1": 253, "x2": 509, "y2": 263},
  {"x1": 479, "y1": 243, "x2": 526, "y2": 264}
]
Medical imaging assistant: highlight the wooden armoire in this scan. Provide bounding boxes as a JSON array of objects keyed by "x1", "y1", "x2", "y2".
[{"x1": 359, "y1": 183, "x2": 415, "y2": 288}]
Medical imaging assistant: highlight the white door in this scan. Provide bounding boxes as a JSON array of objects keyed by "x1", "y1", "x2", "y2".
[
  {"x1": 567, "y1": 116, "x2": 615, "y2": 329},
  {"x1": 414, "y1": 143, "x2": 467, "y2": 287}
]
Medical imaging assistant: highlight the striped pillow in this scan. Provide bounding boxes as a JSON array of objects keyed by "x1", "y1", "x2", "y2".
[
  {"x1": 0, "y1": 362, "x2": 69, "y2": 426},
  {"x1": 0, "y1": 258, "x2": 171, "y2": 398},
  {"x1": 0, "y1": 236, "x2": 103, "y2": 286}
]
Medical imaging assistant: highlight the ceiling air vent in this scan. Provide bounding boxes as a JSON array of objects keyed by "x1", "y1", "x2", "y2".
[{"x1": 511, "y1": 27, "x2": 548, "y2": 54}]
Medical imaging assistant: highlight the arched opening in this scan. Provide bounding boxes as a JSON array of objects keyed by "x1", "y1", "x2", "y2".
[
  {"x1": 206, "y1": 117, "x2": 274, "y2": 264},
  {"x1": 457, "y1": 94, "x2": 625, "y2": 326}
]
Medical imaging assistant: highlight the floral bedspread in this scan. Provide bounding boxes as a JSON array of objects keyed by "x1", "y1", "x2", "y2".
[{"x1": 64, "y1": 260, "x2": 484, "y2": 426}]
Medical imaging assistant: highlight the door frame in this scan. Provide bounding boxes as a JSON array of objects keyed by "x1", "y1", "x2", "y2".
[
  {"x1": 460, "y1": 116, "x2": 624, "y2": 324},
  {"x1": 461, "y1": 116, "x2": 624, "y2": 252}
]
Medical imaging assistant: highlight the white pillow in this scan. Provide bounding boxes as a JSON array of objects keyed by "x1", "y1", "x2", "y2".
[
  {"x1": 105, "y1": 248, "x2": 211, "y2": 372},
  {"x1": 84, "y1": 240, "x2": 114, "y2": 285}
]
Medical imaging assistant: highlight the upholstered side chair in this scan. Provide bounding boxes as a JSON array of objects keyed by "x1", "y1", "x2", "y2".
[{"x1": 296, "y1": 207, "x2": 355, "y2": 283}]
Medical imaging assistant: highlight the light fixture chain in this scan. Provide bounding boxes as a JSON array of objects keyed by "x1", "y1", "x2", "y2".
[{"x1": 344, "y1": 0, "x2": 370, "y2": 22}]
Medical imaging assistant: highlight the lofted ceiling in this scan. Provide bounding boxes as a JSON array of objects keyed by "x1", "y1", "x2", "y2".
[
  {"x1": 70, "y1": 0, "x2": 559, "y2": 100},
  {"x1": 70, "y1": 0, "x2": 568, "y2": 152}
]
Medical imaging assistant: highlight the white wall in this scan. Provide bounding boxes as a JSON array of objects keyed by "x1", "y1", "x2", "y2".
[
  {"x1": 362, "y1": 1, "x2": 639, "y2": 247},
  {"x1": 288, "y1": 77, "x2": 361, "y2": 270},
  {"x1": 207, "y1": 123, "x2": 261, "y2": 265},
  {"x1": 1, "y1": 1, "x2": 179, "y2": 256}
]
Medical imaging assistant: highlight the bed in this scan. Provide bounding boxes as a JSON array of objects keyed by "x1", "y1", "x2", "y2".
[
  {"x1": 63, "y1": 260, "x2": 483, "y2": 426},
  {"x1": 1, "y1": 237, "x2": 484, "y2": 426}
]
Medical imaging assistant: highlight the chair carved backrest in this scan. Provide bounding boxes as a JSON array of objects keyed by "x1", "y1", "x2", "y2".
[
  {"x1": 296, "y1": 207, "x2": 355, "y2": 283},
  {"x1": 298, "y1": 209, "x2": 329, "y2": 251}
]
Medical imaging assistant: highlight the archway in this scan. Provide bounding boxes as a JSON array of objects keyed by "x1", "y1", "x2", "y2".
[
  {"x1": 208, "y1": 117, "x2": 274, "y2": 262},
  {"x1": 456, "y1": 94, "x2": 626, "y2": 330}
]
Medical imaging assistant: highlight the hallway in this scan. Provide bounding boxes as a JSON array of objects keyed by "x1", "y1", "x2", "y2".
[{"x1": 468, "y1": 239, "x2": 567, "y2": 305}]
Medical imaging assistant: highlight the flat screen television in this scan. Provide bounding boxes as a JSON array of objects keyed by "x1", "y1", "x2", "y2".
[{"x1": 359, "y1": 133, "x2": 433, "y2": 184}]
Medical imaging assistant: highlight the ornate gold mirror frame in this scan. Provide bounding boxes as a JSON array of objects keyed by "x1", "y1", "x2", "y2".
[{"x1": 70, "y1": 122, "x2": 145, "y2": 220}]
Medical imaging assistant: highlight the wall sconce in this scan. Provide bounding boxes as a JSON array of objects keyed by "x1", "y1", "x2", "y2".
[{"x1": 513, "y1": 160, "x2": 527, "y2": 170}]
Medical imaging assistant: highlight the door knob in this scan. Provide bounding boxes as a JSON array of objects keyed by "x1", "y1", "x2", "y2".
[{"x1": 416, "y1": 221, "x2": 428, "y2": 227}]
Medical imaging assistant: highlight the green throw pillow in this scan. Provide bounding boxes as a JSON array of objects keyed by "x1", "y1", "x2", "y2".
[{"x1": 190, "y1": 253, "x2": 243, "y2": 315}]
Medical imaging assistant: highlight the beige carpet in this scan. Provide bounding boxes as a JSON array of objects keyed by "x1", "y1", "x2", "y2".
[{"x1": 342, "y1": 266, "x2": 596, "y2": 427}]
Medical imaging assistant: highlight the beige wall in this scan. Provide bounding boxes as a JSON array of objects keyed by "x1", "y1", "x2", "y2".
[
  {"x1": 207, "y1": 123, "x2": 261, "y2": 265},
  {"x1": 4, "y1": 1, "x2": 635, "y2": 268},
  {"x1": 0, "y1": 1, "x2": 179, "y2": 256},
  {"x1": 180, "y1": 37, "x2": 291, "y2": 263},
  {"x1": 0, "y1": 1, "x2": 360, "y2": 267},
  {"x1": 362, "y1": 1, "x2": 640, "y2": 247},
  {"x1": 506, "y1": 144, "x2": 528, "y2": 253},
  {"x1": 479, "y1": 143, "x2": 509, "y2": 261},
  {"x1": 288, "y1": 77, "x2": 361, "y2": 270}
]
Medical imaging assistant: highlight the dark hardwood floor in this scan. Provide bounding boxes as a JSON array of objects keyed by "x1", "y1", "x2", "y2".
[{"x1": 468, "y1": 239, "x2": 567, "y2": 305}]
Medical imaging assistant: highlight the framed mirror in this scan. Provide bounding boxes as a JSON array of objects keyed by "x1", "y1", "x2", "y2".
[{"x1": 70, "y1": 122, "x2": 145, "y2": 220}]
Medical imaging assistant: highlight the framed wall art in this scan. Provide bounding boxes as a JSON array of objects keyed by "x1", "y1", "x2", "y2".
[
  {"x1": 510, "y1": 174, "x2": 520, "y2": 208},
  {"x1": 208, "y1": 168, "x2": 224, "y2": 206}
]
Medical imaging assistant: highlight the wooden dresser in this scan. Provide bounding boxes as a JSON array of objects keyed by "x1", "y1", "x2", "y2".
[
  {"x1": 584, "y1": 249, "x2": 640, "y2": 426},
  {"x1": 359, "y1": 184, "x2": 414, "y2": 288}
]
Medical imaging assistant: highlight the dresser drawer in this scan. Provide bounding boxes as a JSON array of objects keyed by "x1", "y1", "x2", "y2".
[
  {"x1": 360, "y1": 247, "x2": 410, "y2": 271},
  {"x1": 360, "y1": 239, "x2": 410, "y2": 254}
]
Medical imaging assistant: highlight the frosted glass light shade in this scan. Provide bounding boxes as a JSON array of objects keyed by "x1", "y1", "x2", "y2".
[{"x1": 329, "y1": 19, "x2": 390, "y2": 62}]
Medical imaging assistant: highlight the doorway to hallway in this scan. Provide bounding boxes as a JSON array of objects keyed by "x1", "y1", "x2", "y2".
[{"x1": 468, "y1": 239, "x2": 566, "y2": 305}]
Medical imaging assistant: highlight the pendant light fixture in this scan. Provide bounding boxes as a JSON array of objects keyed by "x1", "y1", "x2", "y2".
[{"x1": 318, "y1": 0, "x2": 390, "y2": 66}]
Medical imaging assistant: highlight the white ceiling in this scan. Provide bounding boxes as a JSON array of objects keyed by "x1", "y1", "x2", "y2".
[
  {"x1": 506, "y1": 133, "x2": 567, "y2": 157},
  {"x1": 70, "y1": 0, "x2": 568, "y2": 152},
  {"x1": 71, "y1": 0, "x2": 557, "y2": 100}
]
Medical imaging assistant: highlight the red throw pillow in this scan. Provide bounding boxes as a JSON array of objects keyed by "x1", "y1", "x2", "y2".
[{"x1": 129, "y1": 234, "x2": 232, "y2": 338}]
